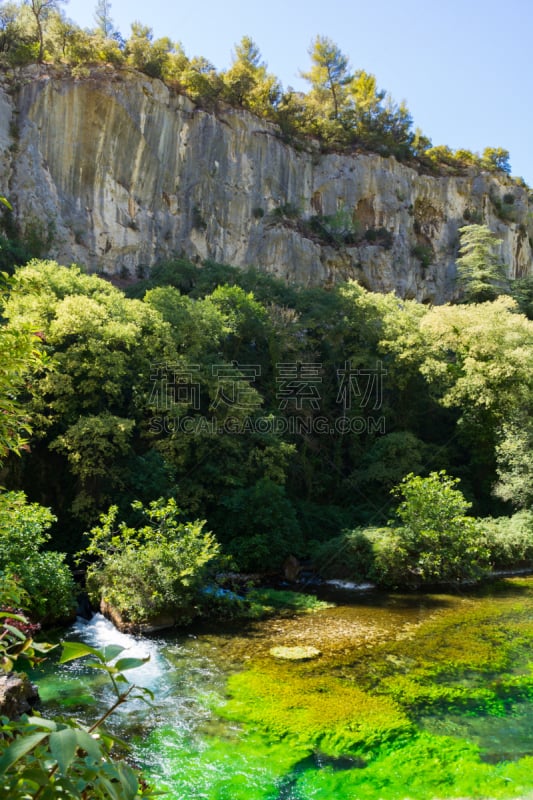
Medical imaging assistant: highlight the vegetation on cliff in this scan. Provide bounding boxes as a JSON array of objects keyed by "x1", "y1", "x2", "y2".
[{"x1": 0, "y1": 2, "x2": 518, "y2": 178}]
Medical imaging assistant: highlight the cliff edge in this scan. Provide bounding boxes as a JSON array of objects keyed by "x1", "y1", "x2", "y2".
[{"x1": 1, "y1": 65, "x2": 531, "y2": 302}]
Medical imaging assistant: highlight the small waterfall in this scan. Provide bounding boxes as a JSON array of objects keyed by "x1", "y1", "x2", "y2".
[
  {"x1": 70, "y1": 613, "x2": 165, "y2": 690},
  {"x1": 62, "y1": 613, "x2": 223, "y2": 745}
]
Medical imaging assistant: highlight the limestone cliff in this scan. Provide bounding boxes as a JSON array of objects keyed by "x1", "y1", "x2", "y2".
[{"x1": 0, "y1": 65, "x2": 531, "y2": 302}]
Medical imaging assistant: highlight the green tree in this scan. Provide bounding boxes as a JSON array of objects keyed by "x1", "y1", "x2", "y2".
[
  {"x1": 0, "y1": 326, "x2": 36, "y2": 463},
  {"x1": 222, "y1": 36, "x2": 281, "y2": 115},
  {"x1": 50, "y1": 413, "x2": 136, "y2": 519},
  {"x1": 177, "y1": 56, "x2": 223, "y2": 103},
  {"x1": 93, "y1": 0, "x2": 116, "y2": 39},
  {"x1": 345, "y1": 72, "x2": 416, "y2": 156},
  {"x1": 302, "y1": 35, "x2": 352, "y2": 122},
  {"x1": 0, "y1": 491, "x2": 76, "y2": 623},
  {"x1": 46, "y1": 13, "x2": 79, "y2": 60},
  {"x1": 493, "y1": 418, "x2": 533, "y2": 509},
  {"x1": 420, "y1": 296, "x2": 532, "y2": 422},
  {"x1": 374, "y1": 471, "x2": 488, "y2": 587},
  {"x1": 216, "y1": 479, "x2": 302, "y2": 572},
  {"x1": 455, "y1": 224, "x2": 508, "y2": 302},
  {"x1": 348, "y1": 69, "x2": 383, "y2": 118},
  {"x1": 510, "y1": 275, "x2": 533, "y2": 319},
  {"x1": 25, "y1": 0, "x2": 65, "y2": 61},
  {"x1": 2, "y1": 261, "x2": 178, "y2": 529},
  {"x1": 481, "y1": 147, "x2": 511, "y2": 174},
  {"x1": 125, "y1": 22, "x2": 174, "y2": 79},
  {"x1": 0, "y1": 2, "x2": 32, "y2": 64},
  {"x1": 419, "y1": 296, "x2": 533, "y2": 507},
  {"x1": 0, "y1": 268, "x2": 42, "y2": 464}
]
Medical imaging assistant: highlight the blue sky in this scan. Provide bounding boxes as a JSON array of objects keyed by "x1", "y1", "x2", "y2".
[{"x1": 64, "y1": 0, "x2": 532, "y2": 185}]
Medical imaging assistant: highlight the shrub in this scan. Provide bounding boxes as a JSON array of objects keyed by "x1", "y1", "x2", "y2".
[
  {"x1": 83, "y1": 499, "x2": 220, "y2": 625},
  {"x1": 0, "y1": 492, "x2": 76, "y2": 624},
  {"x1": 304, "y1": 210, "x2": 361, "y2": 247},
  {"x1": 463, "y1": 207, "x2": 483, "y2": 224},
  {"x1": 482, "y1": 511, "x2": 533, "y2": 569},
  {"x1": 13, "y1": 551, "x2": 76, "y2": 625},
  {"x1": 311, "y1": 529, "x2": 375, "y2": 580},
  {"x1": 364, "y1": 227, "x2": 394, "y2": 249},
  {"x1": 269, "y1": 203, "x2": 301, "y2": 223},
  {"x1": 370, "y1": 526, "x2": 410, "y2": 588},
  {"x1": 411, "y1": 244, "x2": 434, "y2": 269},
  {"x1": 373, "y1": 472, "x2": 489, "y2": 588},
  {"x1": 490, "y1": 192, "x2": 517, "y2": 222}
]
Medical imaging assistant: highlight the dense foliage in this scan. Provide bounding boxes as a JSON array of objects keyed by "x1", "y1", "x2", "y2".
[
  {"x1": 0, "y1": 491, "x2": 75, "y2": 623},
  {"x1": 373, "y1": 471, "x2": 489, "y2": 588},
  {"x1": 83, "y1": 499, "x2": 220, "y2": 625},
  {"x1": 0, "y1": 253, "x2": 531, "y2": 594}
]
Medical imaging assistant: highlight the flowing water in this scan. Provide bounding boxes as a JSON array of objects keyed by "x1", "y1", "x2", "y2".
[{"x1": 34, "y1": 578, "x2": 533, "y2": 800}]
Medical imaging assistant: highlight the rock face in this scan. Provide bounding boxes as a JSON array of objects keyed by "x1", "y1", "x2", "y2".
[
  {"x1": 0, "y1": 65, "x2": 531, "y2": 301},
  {"x1": 0, "y1": 672, "x2": 39, "y2": 718}
]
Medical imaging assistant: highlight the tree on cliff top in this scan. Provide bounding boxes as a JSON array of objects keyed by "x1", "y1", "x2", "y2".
[
  {"x1": 94, "y1": 0, "x2": 113, "y2": 38},
  {"x1": 25, "y1": 0, "x2": 65, "y2": 61},
  {"x1": 301, "y1": 35, "x2": 352, "y2": 122},
  {"x1": 222, "y1": 36, "x2": 281, "y2": 116}
]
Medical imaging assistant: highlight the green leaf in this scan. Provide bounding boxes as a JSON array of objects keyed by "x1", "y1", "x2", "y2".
[
  {"x1": 116, "y1": 761, "x2": 141, "y2": 797},
  {"x1": 59, "y1": 641, "x2": 101, "y2": 664},
  {"x1": 0, "y1": 612, "x2": 27, "y2": 623},
  {"x1": 99, "y1": 730, "x2": 130, "y2": 751},
  {"x1": 83, "y1": 660, "x2": 116, "y2": 673},
  {"x1": 49, "y1": 728, "x2": 79, "y2": 773},
  {"x1": 25, "y1": 717, "x2": 58, "y2": 731},
  {"x1": 114, "y1": 656, "x2": 150, "y2": 672},
  {"x1": 68, "y1": 729, "x2": 103, "y2": 760},
  {"x1": 32, "y1": 642, "x2": 57, "y2": 654},
  {"x1": 133, "y1": 686, "x2": 155, "y2": 702},
  {"x1": 2, "y1": 624, "x2": 27, "y2": 641},
  {"x1": 0, "y1": 731, "x2": 49, "y2": 773},
  {"x1": 102, "y1": 644, "x2": 125, "y2": 662},
  {"x1": 98, "y1": 776, "x2": 122, "y2": 800}
]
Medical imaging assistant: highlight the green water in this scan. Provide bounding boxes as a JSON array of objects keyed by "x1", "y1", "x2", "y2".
[{"x1": 33, "y1": 578, "x2": 533, "y2": 799}]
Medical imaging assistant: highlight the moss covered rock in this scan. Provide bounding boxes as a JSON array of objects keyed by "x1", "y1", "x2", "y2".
[{"x1": 269, "y1": 645, "x2": 322, "y2": 661}]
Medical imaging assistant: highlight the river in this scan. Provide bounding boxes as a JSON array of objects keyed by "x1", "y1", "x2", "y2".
[{"x1": 34, "y1": 578, "x2": 533, "y2": 799}]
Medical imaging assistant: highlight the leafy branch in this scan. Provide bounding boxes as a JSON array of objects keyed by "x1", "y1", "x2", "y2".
[{"x1": 0, "y1": 626, "x2": 158, "y2": 799}]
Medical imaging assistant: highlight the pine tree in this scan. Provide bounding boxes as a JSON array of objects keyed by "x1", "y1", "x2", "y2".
[{"x1": 456, "y1": 224, "x2": 508, "y2": 302}]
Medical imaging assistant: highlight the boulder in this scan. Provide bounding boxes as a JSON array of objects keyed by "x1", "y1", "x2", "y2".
[{"x1": 0, "y1": 672, "x2": 39, "y2": 718}]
